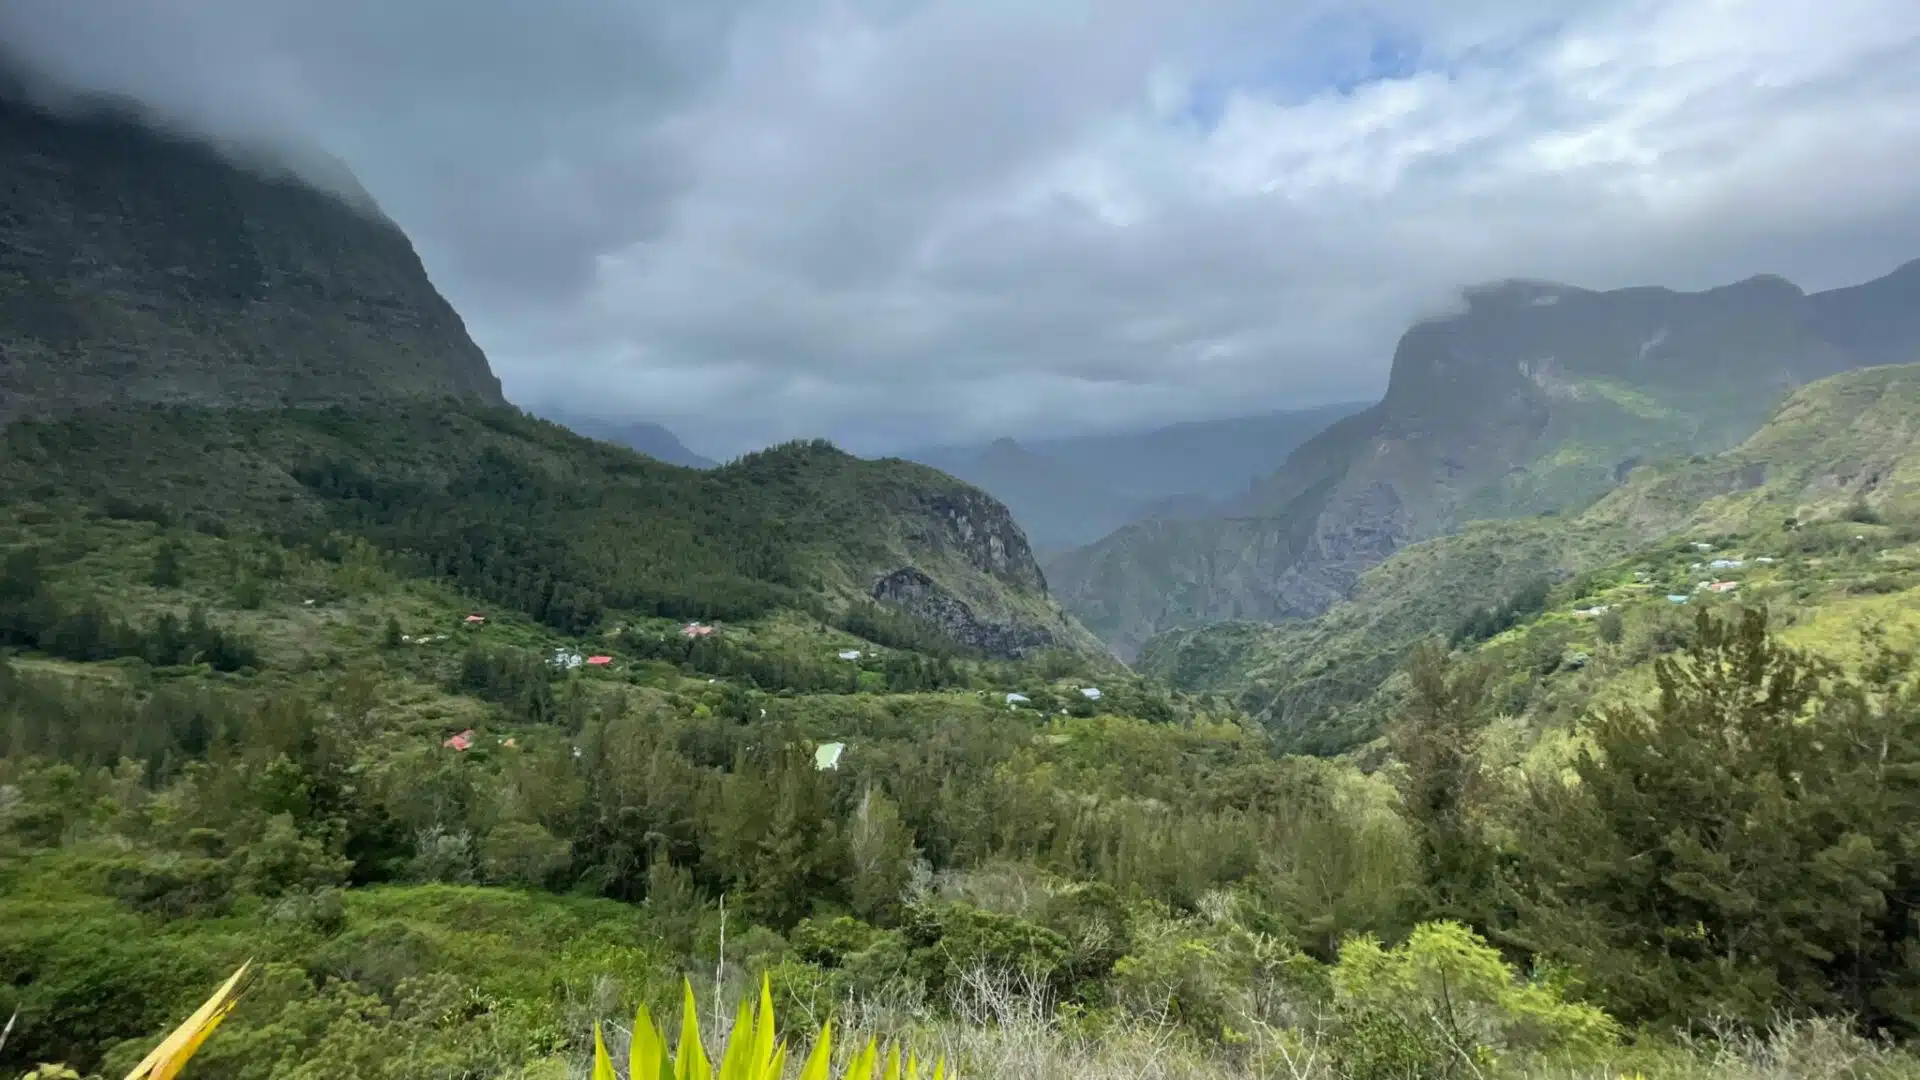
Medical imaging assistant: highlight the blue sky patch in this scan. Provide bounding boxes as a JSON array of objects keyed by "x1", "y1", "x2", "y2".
[{"x1": 1174, "y1": 11, "x2": 1428, "y2": 132}]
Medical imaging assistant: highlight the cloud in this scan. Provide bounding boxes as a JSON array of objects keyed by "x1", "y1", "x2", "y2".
[{"x1": 4, "y1": 0, "x2": 1920, "y2": 458}]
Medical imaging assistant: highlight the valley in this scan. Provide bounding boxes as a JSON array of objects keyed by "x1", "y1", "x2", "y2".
[{"x1": 5, "y1": 67, "x2": 1920, "y2": 1080}]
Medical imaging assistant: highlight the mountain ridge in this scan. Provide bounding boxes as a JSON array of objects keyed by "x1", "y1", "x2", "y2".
[
  {"x1": 1140, "y1": 359, "x2": 1920, "y2": 751},
  {"x1": 0, "y1": 87, "x2": 504, "y2": 425},
  {"x1": 0, "y1": 86, "x2": 1103, "y2": 662},
  {"x1": 532, "y1": 407, "x2": 717, "y2": 469},
  {"x1": 1053, "y1": 260, "x2": 1920, "y2": 656}
]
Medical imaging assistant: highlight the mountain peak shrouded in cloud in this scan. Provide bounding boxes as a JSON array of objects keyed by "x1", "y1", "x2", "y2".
[{"x1": 4, "y1": 1, "x2": 1920, "y2": 456}]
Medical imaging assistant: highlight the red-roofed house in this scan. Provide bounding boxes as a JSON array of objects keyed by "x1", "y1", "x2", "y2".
[
  {"x1": 443, "y1": 729, "x2": 475, "y2": 751},
  {"x1": 586, "y1": 655, "x2": 613, "y2": 666},
  {"x1": 464, "y1": 614, "x2": 486, "y2": 625},
  {"x1": 681, "y1": 623, "x2": 715, "y2": 638}
]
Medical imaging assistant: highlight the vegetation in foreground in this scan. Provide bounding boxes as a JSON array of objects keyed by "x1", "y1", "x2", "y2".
[{"x1": 5, "y1": 403, "x2": 1920, "y2": 1079}]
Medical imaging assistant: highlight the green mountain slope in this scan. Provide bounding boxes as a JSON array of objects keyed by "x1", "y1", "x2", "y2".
[
  {"x1": 0, "y1": 404, "x2": 1105, "y2": 660},
  {"x1": 1141, "y1": 361, "x2": 1920, "y2": 752},
  {"x1": 1056, "y1": 266, "x2": 1920, "y2": 654}
]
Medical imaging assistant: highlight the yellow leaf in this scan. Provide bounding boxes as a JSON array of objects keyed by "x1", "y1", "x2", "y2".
[
  {"x1": 123, "y1": 960, "x2": 252, "y2": 1080},
  {"x1": 843, "y1": 1037, "x2": 878, "y2": 1080},
  {"x1": 797, "y1": 1022, "x2": 834, "y2": 1080},
  {"x1": 632, "y1": 1004, "x2": 671, "y2": 1080},
  {"x1": 675, "y1": 979, "x2": 711, "y2": 1080},
  {"x1": 752, "y1": 973, "x2": 778, "y2": 1071},
  {"x1": 592, "y1": 1023, "x2": 619, "y2": 1080},
  {"x1": 718, "y1": 996, "x2": 755, "y2": 1080}
]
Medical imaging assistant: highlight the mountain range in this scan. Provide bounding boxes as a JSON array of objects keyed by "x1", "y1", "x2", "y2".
[
  {"x1": 1050, "y1": 262, "x2": 1920, "y2": 657},
  {"x1": 901, "y1": 402, "x2": 1363, "y2": 554},
  {"x1": 527, "y1": 406, "x2": 718, "y2": 469},
  {"x1": 0, "y1": 83, "x2": 1099, "y2": 662},
  {"x1": 1142, "y1": 357, "x2": 1920, "y2": 752}
]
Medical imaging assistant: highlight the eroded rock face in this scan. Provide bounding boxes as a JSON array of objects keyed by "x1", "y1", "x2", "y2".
[
  {"x1": 0, "y1": 90, "x2": 504, "y2": 426},
  {"x1": 902, "y1": 488, "x2": 1049, "y2": 592},
  {"x1": 872, "y1": 566, "x2": 1055, "y2": 659}
]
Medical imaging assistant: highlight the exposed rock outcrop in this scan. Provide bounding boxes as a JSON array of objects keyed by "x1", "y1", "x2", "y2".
[
  {"x1": 871, "y1": 566, "x2": 1056, "y2": 659},
  {"x1": 0, "y1": 88, "x2": 503, "y2": 426}
]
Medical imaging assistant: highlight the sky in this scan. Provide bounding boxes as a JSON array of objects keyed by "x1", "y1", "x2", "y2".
[{"x1": 5, "y1": 0, "x2": 1920, "y2": 459}]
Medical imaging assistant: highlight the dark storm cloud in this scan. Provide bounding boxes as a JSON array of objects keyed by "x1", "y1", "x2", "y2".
[{"x1": 4, "y1": 0, "x2": 1920, "y2": 458}]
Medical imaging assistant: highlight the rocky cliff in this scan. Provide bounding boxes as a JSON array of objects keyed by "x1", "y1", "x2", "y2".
[
  {"x1": 1053, "y1": 262, "x2": 1920, "y2": 656},
  {"x1": 0, "y1": 88, "x2": 503, "y2": 425},
  {"x1": 719, "y1": 441, "x2": 1103, "y2": 658}
]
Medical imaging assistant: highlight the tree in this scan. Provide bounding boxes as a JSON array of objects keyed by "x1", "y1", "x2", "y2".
[
  {"x1": 1521, "y1": 608, "x2": 1920, "y2": 1030},
  {"x1": 846, "y1": 786, "x2": 918, "y2": 923},
  {"x1": 481, "y1": 822, "x2": 572, "y2": 888},
  {"x1": 1389, "y1": 641, "x2": 1495, "y2": 926},
  {"x1": 148, "y1": 539, "x2": 184, "y2": 588}
]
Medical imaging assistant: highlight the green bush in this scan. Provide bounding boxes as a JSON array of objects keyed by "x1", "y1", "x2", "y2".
[{"x1": 1328, "y1": 922, "x2": 1618, "y2": 1076}]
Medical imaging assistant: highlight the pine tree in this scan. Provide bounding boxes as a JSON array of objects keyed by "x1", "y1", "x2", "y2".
[
  {"x1": 148, "y1": 538, "x2": 184, "y2": 588},
  {"x1": 1389, "y1": 640, "x2": 1494, "y2": 926},
  {"x1": 847, "y1": 786, "x2": 918, "y2": 923},
  {"x1": 1523, "y1": 608, "x2": 1920, "y2": 1030}
]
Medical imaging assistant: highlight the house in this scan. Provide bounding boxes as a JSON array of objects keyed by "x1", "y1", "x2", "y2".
[
  {"x1": 1006, "y1": 693, "x2": 1031, "y2": 706},
  {"x1": 1708, "y1": 559, "x2": 1746, "y2": 570},
  {"x1": 551, "y1": 649, "x2": 584, "y2": 670},
  {"x1": 586, "y1": 655, "x2": 613, "y2": 666},
  {"x1": 1667, "y1": 594, "x2": 1691, "y2": 603},
  {"x1": 1079, "y1": 687, "x2": 1103, "y2": 701},
  {"x1": 814, "y1": 742, "x2": 846, "y2": 771},
  {"x1": 464, "y1": 614, "x2": 486, "y2": 625},
  {"x1": 838, "y1": 649, "x2": 863, "y2": 661},
  {"x1": 1691, "y1": 542, "x2": 1715, "y2": 552},
  {"x1": 681, "y1": 622, "x2": 716, "y2": 638},
  {"x1": 443, "y1": 729, "x2": 475, "y2": 752},
  {"x1": 1572, "y1": 605, "x2": 1611, "y2": 618},
  {"x1": 1708, "y1": 580, "x2": 1739, "y2": 593}
]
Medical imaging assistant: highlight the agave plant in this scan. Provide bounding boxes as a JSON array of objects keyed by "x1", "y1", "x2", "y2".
[
  {"x1": 595, "y1": 975, "x2": 948, "y2": 1080},
  {"x1": 121, "y1": 960, "x2": 254, "y2": 1080}
]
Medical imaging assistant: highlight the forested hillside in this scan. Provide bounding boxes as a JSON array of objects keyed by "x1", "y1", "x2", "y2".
[
  {"x1": 1143, "y1": 361, "x2": 1920, "y2": 754},
  {"x1": 9, "y1": 400, "x2": 1920, "y2": 1078}
]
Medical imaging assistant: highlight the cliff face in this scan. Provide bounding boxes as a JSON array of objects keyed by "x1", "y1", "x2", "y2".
[
  {"x1": 0, "y1": 90, "x2": 503, "y2": 424},
  {"x1": 1053, "y1": 264, "x2": 1920, "y2": 656}
]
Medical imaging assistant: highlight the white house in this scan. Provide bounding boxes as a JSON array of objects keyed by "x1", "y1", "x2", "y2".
[{"x1": 814, "y1": 742, "x2": 846, "y2": 771}]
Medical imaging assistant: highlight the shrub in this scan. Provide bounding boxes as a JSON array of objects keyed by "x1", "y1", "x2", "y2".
[{"x1": 1328, "y1": 921, "x2": 1618, "y2": 1077}]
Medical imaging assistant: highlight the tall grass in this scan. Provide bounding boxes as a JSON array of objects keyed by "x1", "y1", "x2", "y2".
[{"x1": 67, "y1": 961, "x2": 1920, "y2": 1080}]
